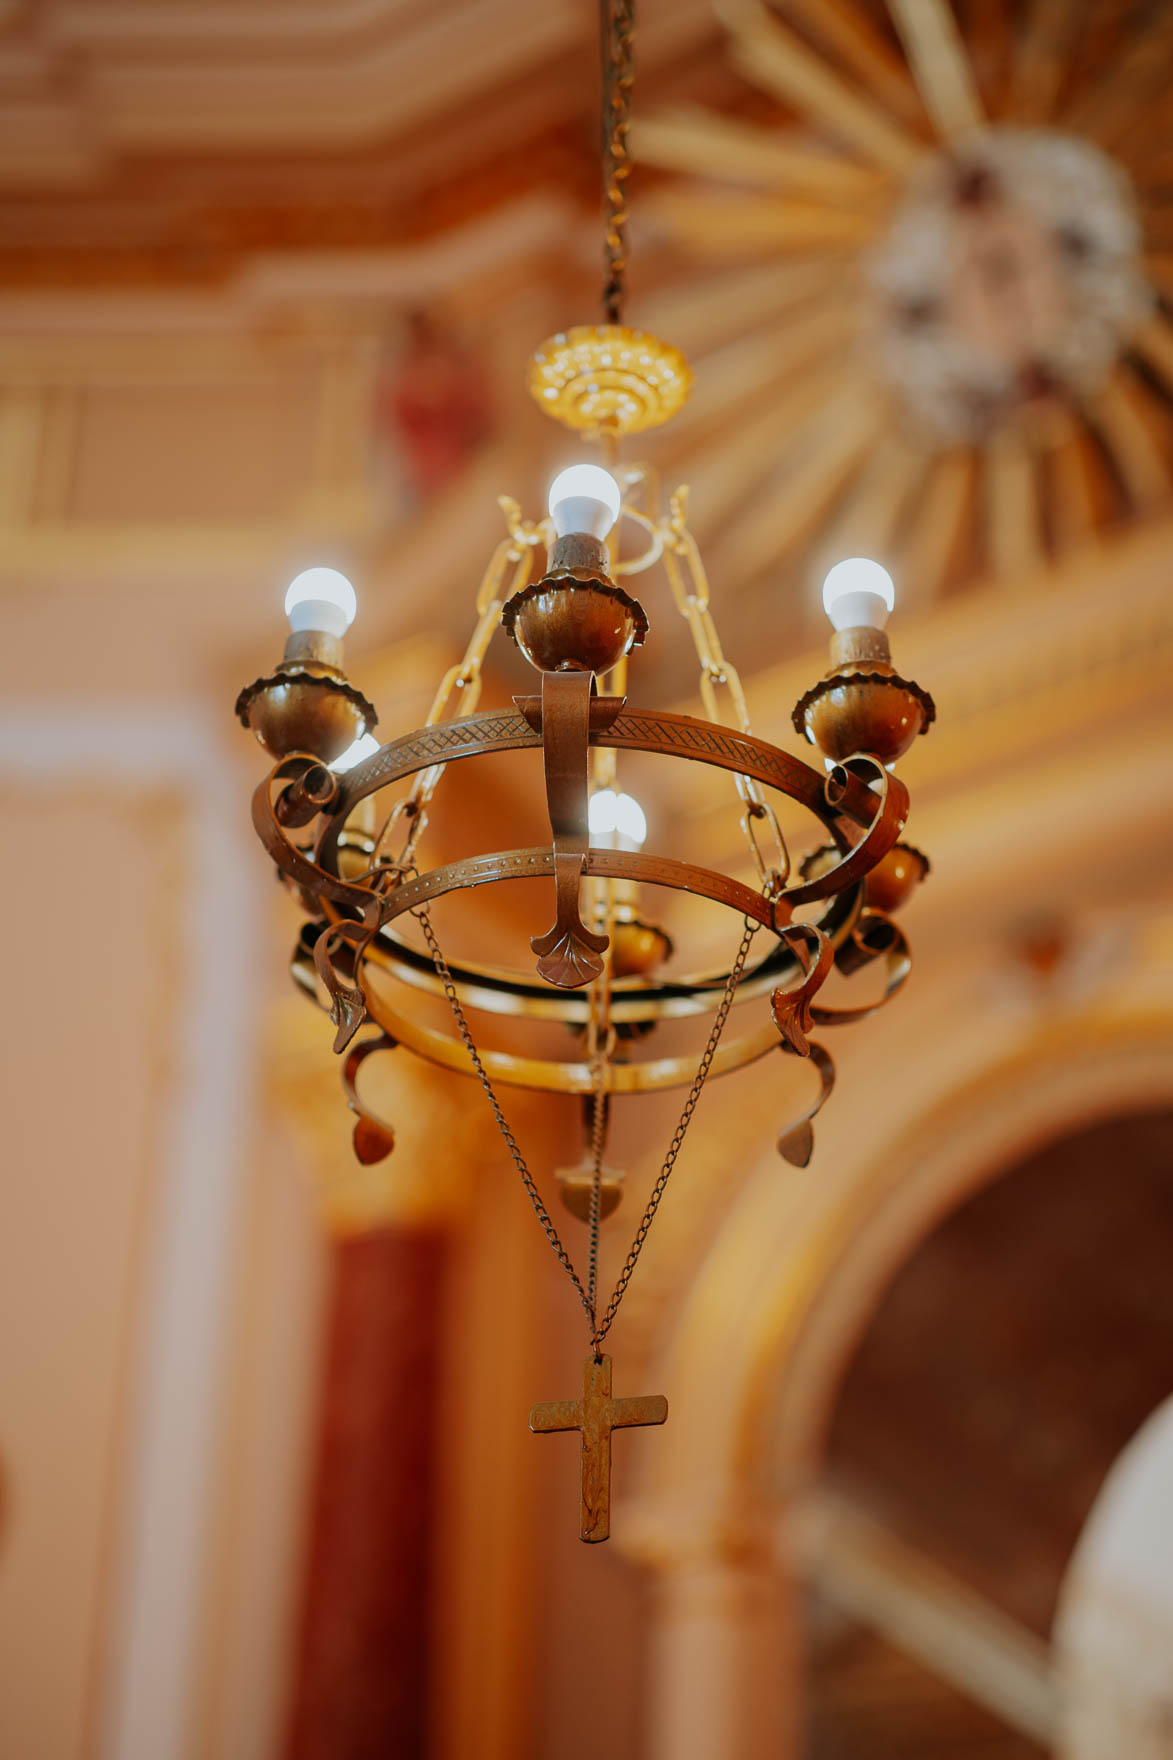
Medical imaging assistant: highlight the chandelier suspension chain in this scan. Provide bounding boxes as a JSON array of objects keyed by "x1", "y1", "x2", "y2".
[
  {"x1": 414, "y1": 902, "x2": 597, "y2": 1327},
  {"x1": 415, "y1": 901, "x2": 758, "y2": 1354},
  {"x1": 601, "y1": 0, "x2": 635, "y2": 325},
  {"x1": 591, "y1": 915, "x2": 757, "y2": 1346}
]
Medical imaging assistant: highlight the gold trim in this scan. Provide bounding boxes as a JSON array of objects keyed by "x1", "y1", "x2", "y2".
[{"x1": 528, "y1": 325, "x2": 693, "y2": 436}]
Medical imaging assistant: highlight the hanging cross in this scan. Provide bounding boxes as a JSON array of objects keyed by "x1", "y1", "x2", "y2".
[{"x1": 529, "y1": 1353, "x2": 668, "y2": 1542}]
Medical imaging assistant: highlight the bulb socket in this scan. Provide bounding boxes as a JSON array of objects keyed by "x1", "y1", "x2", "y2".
[
  {"x1": 282, "y1": 628, "x2": 345, "y2": 673},
  {"x1": 235, "y1": 631, "x2": 376, "y2": 764},
  {"x1": 829, "y1": 626, "x2": 892, "y2": 669}
]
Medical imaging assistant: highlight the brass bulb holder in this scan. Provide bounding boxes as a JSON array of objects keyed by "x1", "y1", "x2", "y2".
[
  {"x1": 501, "y1": 534, "x2": 648, "y2": 674},
  {"x1": 610, "y1": 898, "x2": 674, "y2": 978},
  {"x1": 235, "y1": 629, "x2": 377, "y2": 764},
  {"x1": 800, "y1": 838, "x2": 930, "y2": 916},
  {"x1": 862, "y1": 840, "x2": 931, "y2": 915},
  {"x1": 791, "y1": 626, "x2": 935, "y2": 767}
]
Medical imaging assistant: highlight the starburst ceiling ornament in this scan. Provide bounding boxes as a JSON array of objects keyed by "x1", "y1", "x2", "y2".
[
  {"x1": 235, "y1": 0, "x2": 935, "y2": 1542},
  {"x1": 636, "y1": 0, "x2": 1173, "y2": 603}
]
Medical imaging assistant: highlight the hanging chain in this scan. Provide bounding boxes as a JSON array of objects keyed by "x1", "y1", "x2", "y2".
[
  {"x1": 591, "y1": 914, "x2": 757, "y2": 1347},
  {"x1": 584, "y1": 888, "x2": 616, "y2": 1325},
  {"x1": 414, "y1": 902, "x2": 597, "y2": 1331},
  {"x1": 661, "y1": 485, "x2": 791, "y2": 892},
  {"x1": 372, "y1": 505, "x2": 543, "y2": 876},
  {"x1": 601, "y1": 0, "x2": 635, "y2": 325},
  {"x1": 415, "y1": 901, "x2": 759, "y2": 1354}
]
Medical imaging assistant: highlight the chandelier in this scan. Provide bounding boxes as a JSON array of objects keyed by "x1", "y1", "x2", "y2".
[{"x1": 235, "y1": 0, "x2": 934, "y2": 1544}]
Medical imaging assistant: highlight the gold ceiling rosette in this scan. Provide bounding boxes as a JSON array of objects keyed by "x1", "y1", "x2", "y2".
[{"x1": 634, "y1": 0, "x2": 1173, "y2": 605}]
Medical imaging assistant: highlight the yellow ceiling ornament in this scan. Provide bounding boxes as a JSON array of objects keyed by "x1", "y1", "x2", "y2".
[{"x1": 528, "y1": 324, "x2": 693, "y2": 438}]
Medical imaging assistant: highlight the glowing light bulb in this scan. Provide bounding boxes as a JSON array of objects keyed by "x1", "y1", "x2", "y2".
[
  {"x1": 548, "y1": 465, "x2": 622, "y2": 540},
  {"x1": 821, "y1": 558, "x2": 895, "y2": 633},
  {"x1": 284, "y1": 566, "x2": 357, "y2": 639},
  {"x1": 589, "y1": 787, "x2": 646, "y2": 851},
  {"x1": 588, "y1": 788, "x2": 618, "y2": 835},
  {"x1": 613, "y1": 792, "x2": 647, "y2": 846},
  {"x1": 331, "y1": 731, "x2": 380, "y2": 773}
]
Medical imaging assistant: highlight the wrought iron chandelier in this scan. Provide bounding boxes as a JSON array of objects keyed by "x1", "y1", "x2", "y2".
[{"x1": 236, "y1": 0, "x2": 934, "y2": 1543}]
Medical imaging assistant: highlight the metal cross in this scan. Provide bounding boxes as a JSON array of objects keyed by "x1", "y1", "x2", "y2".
[{"x1": 529, "y1": 1352, "x2": 667, "y2": 1542}]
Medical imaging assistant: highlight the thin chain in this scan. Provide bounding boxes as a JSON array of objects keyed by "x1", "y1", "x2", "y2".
[
  {"x1": 414, "y1": 905, "x2": 596, "y2": 1332},
  {"x1": 600, "y1": 0, "x2": 635, "y2": 325},
  {"x1": 592, "y1": 914, "x2": 757, "y2": 1347},
  {"x1": 584, "y1": 889, "x2": 614, "y2": 1328},
  {"x1": 416, "y1": 901, "x2": 758, "y2": 1354},
  {"x1": 586, "y1": 1027, "x2": 610, "y2": 1327}
]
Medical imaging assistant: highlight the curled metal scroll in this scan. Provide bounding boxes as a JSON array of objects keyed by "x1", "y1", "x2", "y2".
[
  {"x1": 253, "y1": 755, "x2": 375, "y2": 914},
  {"x1": 342, "y1": 1032, "x2": 399, "y2": 1165},
  {"x1": 248, "y1": 713, "x2": 916, "y2": 1103},
  {"x1": 771, "y1": 923, "x2": 834, "y2": 1056},
  {"x1": 782, "y1": 756, "x2": 908, "y2": 906},
  {"x1": 777, "y1": 1044, "x2": 835, "y2": 1169},
  {"x1": 771, "y1": 924, "x2": 836, "y2": 1168},
  {"x1": 810, "y1": 909, "x2": 911, "y2": 1028}
]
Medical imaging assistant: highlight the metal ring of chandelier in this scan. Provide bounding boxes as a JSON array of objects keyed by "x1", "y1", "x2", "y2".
[{"x1": 257, "y1": 707, "x2": 906, "y2": 1093}]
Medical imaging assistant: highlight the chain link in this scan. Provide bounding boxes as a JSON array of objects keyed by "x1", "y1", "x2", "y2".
[
  {"x1": 591, "y1": 914, "x2": 758, "y2": 1346},
  {"x1": 661, "y1": 488, "x2": 792, "y2": 887},
  {"x1": 414, "y1": 903, "x2": 598, "y2": 1330},
  {"x1": 415, "y1": 901, "x2": 758, "y2": 1353},
  {"x1": 584, "y1": 890, "x2": 616, "y2": 1327},
  {"x1": 601, "y1": 0, "x2": 635, "y2": 325},
  {"x1": 373, "y1": 522, "x2": 540, "y2": 874}
]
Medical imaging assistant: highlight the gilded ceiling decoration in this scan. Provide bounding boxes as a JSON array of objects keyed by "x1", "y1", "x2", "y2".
[{"x1": 636, "y1": 0, "x2": 1173, "y2": 603}]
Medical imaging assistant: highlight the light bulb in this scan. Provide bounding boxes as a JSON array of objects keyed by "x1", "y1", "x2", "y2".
[
  {"x1": 548, "y1": 464, "x2": 622, "y2": 540},
  {"x1": 821, "y1": 558, "x2": 895, "y2": 633},
  {"x1": 613, "y1": 792, "x2": 647, "y2": 846},
  {"x1": 284, "y1": 566, "x2": 357, "y2": 639},
  {"x1": 331, "y1": 731, "x2": 380, "y2": 773},
  {"x1": 589, "y1": 787, "x2": 646, "y2": 851},
  {"x1": 588, "y1": 789, "x2": 619, "y2": 835}
]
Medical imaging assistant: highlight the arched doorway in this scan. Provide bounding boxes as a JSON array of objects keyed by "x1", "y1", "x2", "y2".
[
  {"x1": 634, "y1": 1019, "x2": 1173, "y2": 1760},
  {"x1": 807, "y1": 1108, "x2": 1173, "y2": 1756}
]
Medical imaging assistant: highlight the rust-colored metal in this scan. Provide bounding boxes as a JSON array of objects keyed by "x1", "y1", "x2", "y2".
[
  {"x1": 247, "y1": 716, "x2": 907, "y2": 1097},
  {"x1": 771, "y1": 923, "x2": 835, "y2": 1058},
  {"x1": 236, "y1": 668, "x2": 376, "y2": 764},
  {"x1": 801, "y1": 837, "x2": 930, "y2": 916},
  {"x1": 777, "y1": 1044, "x2": 835, "y2": 1169},
  {"x1": 342, "y1": 1033, "x2": 398, "y2": 1166},
  {"x1": 793, "y1": 664, "x2": 936, "y2": 766},
  {"x1": 502, "y1": 571, "x2": 647, "y2": 674},
  {"x1": 530, "y1": 669, "x2": 610, "y2": 987},
  {"x1": 862, "y1": 840, "x2": 931, "y2": 914},
  {"x1": 771, "y1": 924, "x2": 836, "y2": 1167},
  {"x1": 236, "y1": 629, "x2": 377, "y2": 764},
  {"x1": 529, "y1": 1353, "x2": 667, "y2": 1542}
]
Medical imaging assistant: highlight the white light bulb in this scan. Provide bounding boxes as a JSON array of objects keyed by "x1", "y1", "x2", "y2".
[
  {"x1": 331, "y1": 731, "x2": 380, "y2": 773},
  {"x1": 589, "y1": 787, "x2": 646, "y2": 851},
  {"x1": 821, "y1": 558, "x2": 895, "y2": 632},
  {"x1": 548, "y1": 465, "x2": 622, "y2": 540},
  {"x1": 284, "y1": 566, "x2": 358, "y2": 639},
  {"x1": 613, "y1": 792, "x2": 647, "y2": 847},
  {"x1": 588, "y1": 788, "x2": 619, "y2": 835}
]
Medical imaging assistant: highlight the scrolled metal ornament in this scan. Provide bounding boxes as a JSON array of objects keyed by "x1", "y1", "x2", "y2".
[{"x1": 342, "y1": 1032, "x2": 399, "y2": 1166}]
